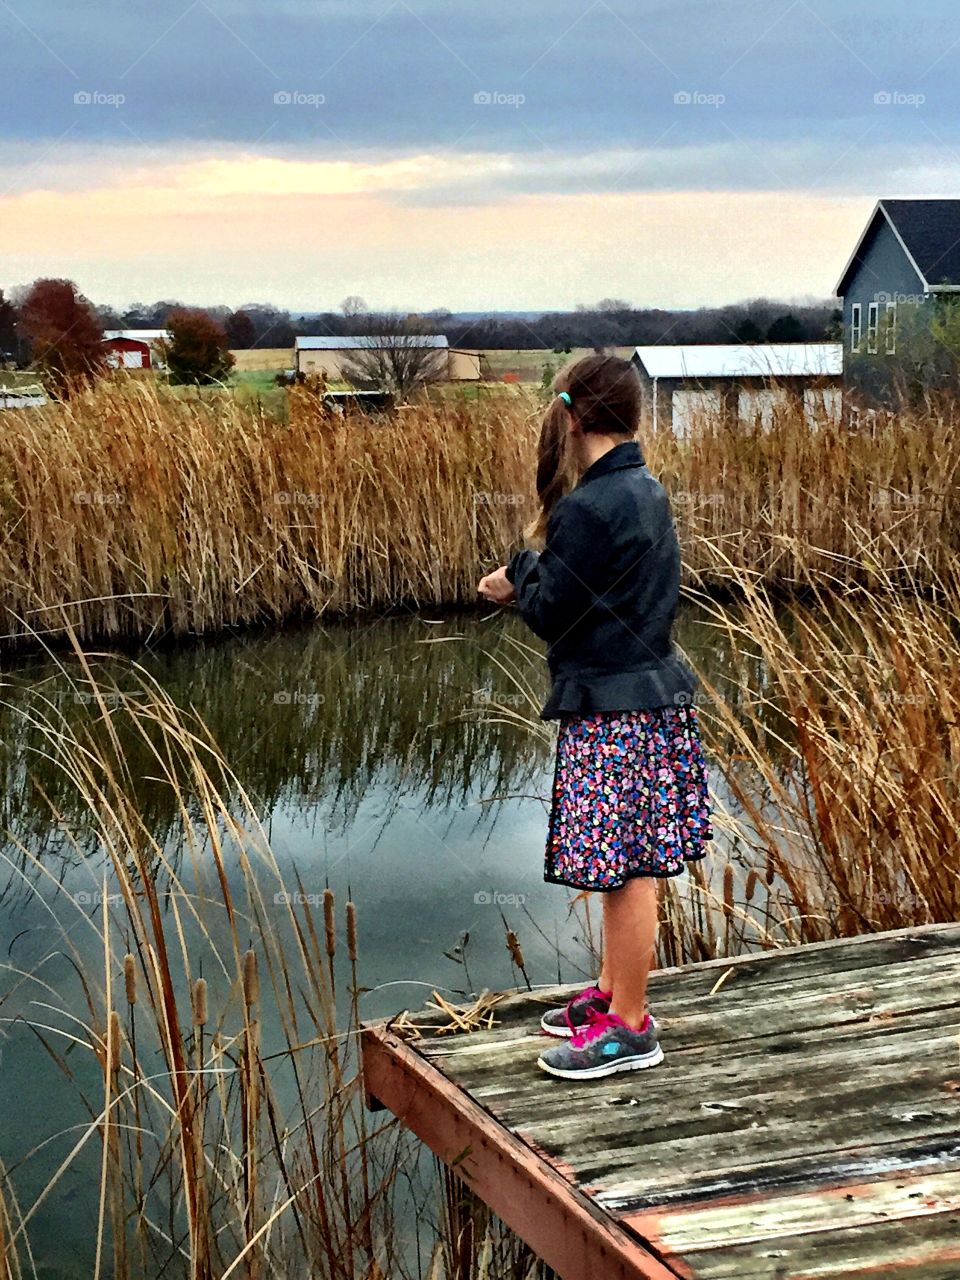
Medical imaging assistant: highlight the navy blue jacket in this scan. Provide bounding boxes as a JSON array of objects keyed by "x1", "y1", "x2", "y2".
[{"x1": 506, "y1": 440, "x2": 696, "y2": 720}]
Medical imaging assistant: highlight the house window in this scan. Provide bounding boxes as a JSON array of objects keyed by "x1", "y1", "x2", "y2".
[
  {"x1": 850, "y1": 303, "x2": 862, "y2": 353},
  {"x1": 867, "y1": 302, "x2": 879, "y2": 354},
  {"x1": 885, "y1": 299, "x2": 897, "y2": 355}
]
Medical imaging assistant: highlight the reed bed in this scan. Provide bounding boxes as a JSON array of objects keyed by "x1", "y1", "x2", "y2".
[
  {"x1": 0, "y1": 655, "x2": 408, "y2": 1280},
  {"x1": 674, "y1": 553, "x2": 960, "y2": 953},
  {"x1": 1, "y1": 380, "x2": 959, "y2": 647}
]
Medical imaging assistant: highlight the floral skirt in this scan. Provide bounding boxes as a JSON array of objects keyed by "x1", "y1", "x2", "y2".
[{"x1": 545, "y1": 706, "x2": 713, "y2": 891}]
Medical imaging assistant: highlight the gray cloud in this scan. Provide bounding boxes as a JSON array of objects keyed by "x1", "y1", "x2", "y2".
[{"x1": 2, "y1": 0, "x2": 959, "y2": 191}]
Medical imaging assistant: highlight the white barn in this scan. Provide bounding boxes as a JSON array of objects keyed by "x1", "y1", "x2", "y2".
[{"x1": 631, "y1": 343, "x2": 843, "y2": 436}]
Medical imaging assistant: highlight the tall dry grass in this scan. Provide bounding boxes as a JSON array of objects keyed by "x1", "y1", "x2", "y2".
[
  {"x1": 677, "y1": 553, "x2": 960, "y2": 952},
  {"x1": 1, "y1": 379, "x2": 959, "y2": 647},
  {"x1": 0, "y1": 652, "x2": 406, "y2": 1280}
]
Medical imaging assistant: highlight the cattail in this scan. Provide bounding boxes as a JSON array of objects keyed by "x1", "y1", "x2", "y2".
[
  {"x1": 323, "y1": 888, "x2": 336, "y2": 958},
  {"x1": 109, "y1": 1010, "x2": 122, "y2": 1074},
  {"x1": 765, "y1": 849, "x2": 776, "y2": 886},
  {"x1": 242, "y1": 950, "x2": 260, "y2": 1009},
  {"x1": 505, "y1": 928, "x2": 525, "y2": 971},
  {"x1": 723, "y1": 863, "x2": 735, "y2": 919},
  {"x1": 745, "y1": 868, "x2": 760, "y2": 902},
  {"x1": 192, "y1": 977, "x2": 208, "y2": 1027},
  {"x1": 346, "y1": 900, "x2": 358, "y2": 962},
  {"x1": 123, "y1": 953, "x2": 137, "y2": 1006}
]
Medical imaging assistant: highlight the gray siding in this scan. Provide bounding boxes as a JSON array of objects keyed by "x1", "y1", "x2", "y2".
[
  {"x1": 842, "y1": 213, "x2": 925, "y2": 328},
  {"x1": 840, "y1": 213, "x2": 927, "y2": 400}
]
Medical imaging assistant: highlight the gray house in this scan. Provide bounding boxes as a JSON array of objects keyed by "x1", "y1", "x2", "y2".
[{"x1": 835, "y1": 198, "x2": 960, "y2": 407}]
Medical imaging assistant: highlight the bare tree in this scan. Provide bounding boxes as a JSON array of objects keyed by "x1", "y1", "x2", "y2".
[
  {"x1": 340, "y1": 312, "x2": 448, "y2": 401},
  {"x1": 340, "y1": 295, "x2": 368, "y2": 319}
]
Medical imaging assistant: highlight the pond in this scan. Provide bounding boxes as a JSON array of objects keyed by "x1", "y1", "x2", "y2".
[{"x1": 0, "y1": 603, "x2": 747, "y2": 1275}]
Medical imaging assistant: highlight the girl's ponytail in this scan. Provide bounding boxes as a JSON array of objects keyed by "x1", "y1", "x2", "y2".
[
  {"x1": 525, "y1": 354, "x2": 642, "y2": 543},
  {"x1": 525, "y1": 396, "x2": 575, "y2": 543}
]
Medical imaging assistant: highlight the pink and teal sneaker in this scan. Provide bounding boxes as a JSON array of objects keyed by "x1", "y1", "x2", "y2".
[
  {"x1": 539, "y1": 985, "x2": 612, "y2": 1038},
  {"x1": 537, "y1": 1011, "x2": 663, "y2": 1080}
]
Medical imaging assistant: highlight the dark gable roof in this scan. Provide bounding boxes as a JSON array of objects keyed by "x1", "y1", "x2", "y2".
[
  {"x1": 881, "y1": 199, "x2": 960, "y2": 287},
  {"x1": 837, "y1": 198, "x2": 960, "y2": 295}
]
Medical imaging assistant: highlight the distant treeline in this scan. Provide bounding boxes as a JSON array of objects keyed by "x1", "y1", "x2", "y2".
[{"x1": 95, "y1": 297, "x2": 841, "y2": 351}]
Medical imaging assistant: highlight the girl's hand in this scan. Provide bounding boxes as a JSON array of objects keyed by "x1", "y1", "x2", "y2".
[{"x1": 478, "y1": 567, "x2": 516, "y2": 605}]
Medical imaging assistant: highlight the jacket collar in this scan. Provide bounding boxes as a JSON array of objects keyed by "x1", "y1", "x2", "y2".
[{"x1": 577, "y1": 439, "x2": 645, "y2": 487}]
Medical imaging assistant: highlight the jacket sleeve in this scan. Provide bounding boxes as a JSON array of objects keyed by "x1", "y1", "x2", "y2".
[{"x1": 505, "y1": 498, "x2": 606, "y2": 643}]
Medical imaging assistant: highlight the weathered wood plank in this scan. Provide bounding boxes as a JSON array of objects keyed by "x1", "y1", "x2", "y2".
[
  {"x1": 365, "y1": 924, "x2": 960, "y2": 1280},
  {"x1": 411, "y1": 942, "x2": 960, "y2": 1214},
  {"x1": 622, "y1": 1166, "x2": 960, "y2": 1254},
  {"x1": 417, "y1": 947, "x2": 960, "y2": 1058},
  {"x1": 438, "y1": 1016, "x2": 960, "y2": 1132},
  {"x1": 405, "y1": 926, "x2": 960, "y2": 1036},
  {"x1": 419, "y1": 957, "x2": 960, "y2": 1101},
  {"x1": 673, "y1": 1207, "x2": 960, "y2": 1279}
]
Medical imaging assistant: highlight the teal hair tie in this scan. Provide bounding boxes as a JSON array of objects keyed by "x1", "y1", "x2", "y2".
[{"x1": 557, "y1": 391, "x2": 572, "y2": 407}]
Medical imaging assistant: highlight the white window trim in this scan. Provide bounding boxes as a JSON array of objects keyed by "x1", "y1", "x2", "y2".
[
  {"x1": 885, "y1": 299, "x2": 897, "y2": 355},
  {"x1": 850, "y1": 302, "x2": 862, "y2": 353},
  {"x1": 867, "y1": 301, "x2": 879, "y2": 354}
]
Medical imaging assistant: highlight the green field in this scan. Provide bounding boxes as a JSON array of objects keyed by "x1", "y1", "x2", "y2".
[{"x1": 0, "y1": 370, "x2": 45, "y2": 390}]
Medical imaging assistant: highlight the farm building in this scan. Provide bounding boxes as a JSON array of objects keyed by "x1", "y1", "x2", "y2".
[
  {"x1": 295, "y1": 336, "x2": 481, "y2": 381},
  {"x1": 836, "y1": 197, "x2": 960, "y2": 406},
  {"x1": 631, "y1": 342, "x2": 843, "y2": 436},
  {"x1": 102, "y1": 329, "x2": 170, "y2": 370}
]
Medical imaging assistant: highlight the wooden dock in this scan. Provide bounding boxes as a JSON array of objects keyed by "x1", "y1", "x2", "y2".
[{"x1": 362, "y1": 922, "x2": 960, "y2": 1279}]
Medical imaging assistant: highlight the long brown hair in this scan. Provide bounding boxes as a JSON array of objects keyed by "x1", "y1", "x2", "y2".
[{"x1": 525, "y1": 354, "x2": 642, "y2": 541}]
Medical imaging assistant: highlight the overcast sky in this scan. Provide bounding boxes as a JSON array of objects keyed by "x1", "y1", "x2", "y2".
[{"x1": 3, "y1": 0, "x2": 959, "y2": 311}]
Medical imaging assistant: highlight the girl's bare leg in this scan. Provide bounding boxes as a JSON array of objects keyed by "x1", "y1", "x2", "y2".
[{"x1": 601, "y1": 877, "x2": 659, "y2": 1029}]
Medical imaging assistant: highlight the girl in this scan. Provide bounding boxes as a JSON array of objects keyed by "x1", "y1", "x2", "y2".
[{"x1": 478, "y1": 354, "x2": 712, "y2": 1081}]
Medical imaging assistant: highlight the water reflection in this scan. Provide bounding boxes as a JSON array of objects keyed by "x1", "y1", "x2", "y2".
[
  {"x1": 0, "y1": 604, "x2": 757, "y2": 1275},
  {"x1": 0, "y1": 605, "x2": 750, "y2": 840}
]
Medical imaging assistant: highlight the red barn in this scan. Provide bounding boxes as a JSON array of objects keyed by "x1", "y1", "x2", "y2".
[{"x1": 102, "y1": 329, "x2": 169, "y2": 370}]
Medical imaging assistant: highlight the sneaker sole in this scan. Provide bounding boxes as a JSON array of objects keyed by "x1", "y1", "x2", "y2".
[{"x1": 536, "y1": 1044, "x2": 664, "y2": 1080}]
